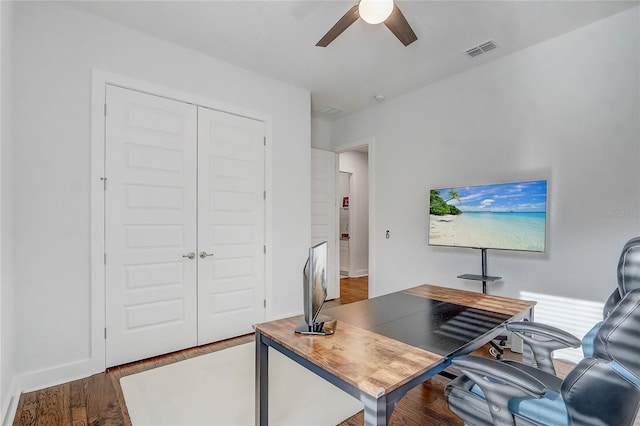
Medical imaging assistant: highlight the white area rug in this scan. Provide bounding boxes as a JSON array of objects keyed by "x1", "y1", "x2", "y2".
[{"x1": 120, "y1": 342, "x2": 363, "y2": 426}]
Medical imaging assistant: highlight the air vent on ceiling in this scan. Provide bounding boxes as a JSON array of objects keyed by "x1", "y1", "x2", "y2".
[
  {"x1": 465, "y1": 40, "x2": 497, "y2": 58},
  {"x1": 319, "y1": 105, "x2": 344, "y2": 116}
]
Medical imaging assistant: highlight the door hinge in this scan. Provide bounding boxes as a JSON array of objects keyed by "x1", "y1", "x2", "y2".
[
  {"x1": 263, "y1": 190, "x2": 266, "y2": 200},
  {"x1": 263, "y1": 137, "x2": 266, "y2": 146},
  {"x1": 263, "y1": 245, "x2": 266, "y2": 254},
  {"x1": 104, "y1": 328, "x2": 107, "y2": 339},
  {"x1": 104, "y1": 253, "x2": 107, "y2": 264},
  {"x1": 100, "y1": 177, "x2": 107, "y2": 191},
  {"x1": 104, "y1": 103, "x2": 107, "y2": 116},
  {"x1": 264, "y1": 299, "x2": 266, "y2": 308}
]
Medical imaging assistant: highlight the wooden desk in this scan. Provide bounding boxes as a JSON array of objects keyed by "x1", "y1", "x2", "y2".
[{"x1": 254, "y1": 284, "x2": 535, "y2": 426}]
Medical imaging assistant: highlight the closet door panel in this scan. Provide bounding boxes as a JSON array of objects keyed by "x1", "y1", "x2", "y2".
[
  {"x1": 105, "y1": 85, "x2": 198, "y2": 367},
  {"x1": 197, "y1": 107, "x2": 266, "y2": 345}
]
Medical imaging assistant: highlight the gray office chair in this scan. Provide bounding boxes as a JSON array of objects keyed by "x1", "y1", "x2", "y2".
[
  {"x1": 445, "y1": 286, "x2": 640, "y2": 426},
  {"x1": 504, "y1": 236, "x2": 640, "y2": 375},
  {"x1": 445, "y1": 237, "x2": 640, "y2": 425}
]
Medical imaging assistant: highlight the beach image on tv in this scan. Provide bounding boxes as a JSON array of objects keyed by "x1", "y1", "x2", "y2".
[{"x1": 429, "y1": 180, "x2": 547, "y2": 252}]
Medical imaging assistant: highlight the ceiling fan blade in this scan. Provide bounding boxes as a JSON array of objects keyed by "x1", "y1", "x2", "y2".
[
  {"x1": 384, "y1": 4, "x2": 417, "y2": 46},
  {"x1": 316, "y1": 5, "x2": 359, "y2": 47}
]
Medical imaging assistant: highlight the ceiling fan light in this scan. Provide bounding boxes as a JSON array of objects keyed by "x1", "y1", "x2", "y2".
[{"x1": 358, "y1": 0, "x2": 394, "y2": 25}]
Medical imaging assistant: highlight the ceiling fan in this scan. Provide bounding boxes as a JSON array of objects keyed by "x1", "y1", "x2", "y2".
[{"x1": 316, "y1": 0, "x2": 417, "y2": 47}]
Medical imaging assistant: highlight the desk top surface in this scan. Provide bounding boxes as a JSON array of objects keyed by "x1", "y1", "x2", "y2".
[{"x1": 254, "y1": 284, "x2": 535, "y2": 398}]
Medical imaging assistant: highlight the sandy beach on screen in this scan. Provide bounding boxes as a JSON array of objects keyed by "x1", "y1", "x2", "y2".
[
  {"x1": 429, "y1": 214, "x2": 463, "y2": 246},
  {"x1": 429, "y1": 212, "x2": 546, "y2": 251}
]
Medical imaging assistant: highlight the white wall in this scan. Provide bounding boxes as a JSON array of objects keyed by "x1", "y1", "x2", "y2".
[
  {"x1": 1, "y1": 1, "x2": 16, "y2": 421},
  {"x1": 339, "y1": 151, "x2": 369, "y2": 277},
  {"x1": 311, "y1": 117, "x2": 332, "y2": 151},
  {"x1": 331, "y1": 7, "x2": 640, "y2": 301},
  {"x1": 8, "y1": 0, "x2": 310, "y2": 398}
]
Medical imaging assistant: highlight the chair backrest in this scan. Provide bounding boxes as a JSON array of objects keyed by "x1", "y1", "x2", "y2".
[
  {"x1": 594, "y1": 288, "x2": 640, "y2": 380},
  {"x1": 617, "y1": 237, "x2": 640, "y2": 296},
  {"x1": 603, "y1": 236, "x2": 640, "y2": 318},
  {"x1": 561, "y1": 288, "x2": 640, "y2": 425}
]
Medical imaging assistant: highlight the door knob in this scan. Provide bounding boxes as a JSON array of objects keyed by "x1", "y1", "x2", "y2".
[
  {"x1": 199, "y1": 251, "x2": 214, "y2": 259},
  {"x1": 182, "y1": 252, "x2": 195, "y2": 260}
]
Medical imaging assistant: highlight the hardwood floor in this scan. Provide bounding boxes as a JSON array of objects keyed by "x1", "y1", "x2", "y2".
[
  {"x1": 13, "y1": 335, "x2": 255, "y2": 426},
  {"x1": 12, "y1": 276, "x2": 576, "y2": 426},
  {"x1": 326, "y1": 276, "x2": 369, "y2": 307}
]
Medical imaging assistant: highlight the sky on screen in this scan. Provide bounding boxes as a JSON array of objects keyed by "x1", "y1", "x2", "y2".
[{"x1": 439, "y1": 180, "x2": 547, "y2": 213}]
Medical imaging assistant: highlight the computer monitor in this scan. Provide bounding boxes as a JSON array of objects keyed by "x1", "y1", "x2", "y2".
[{"x1": 295, "y1": 241, "x2": 335, "y2": 335}]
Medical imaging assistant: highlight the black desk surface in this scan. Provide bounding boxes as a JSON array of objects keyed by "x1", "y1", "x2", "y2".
[{"x1": 322, "y1": 292, "x2": 510, "y2": 357}]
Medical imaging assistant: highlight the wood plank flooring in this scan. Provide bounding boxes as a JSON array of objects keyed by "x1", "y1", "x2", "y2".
[
  {"x1": 13, "y1": 276, "x2": 578, "y2": 426},
  {"x1": 333, "y1": 276, "x2": 369, "y2": 306}
]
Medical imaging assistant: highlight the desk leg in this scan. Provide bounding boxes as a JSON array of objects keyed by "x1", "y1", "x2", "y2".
[
  {"x1": 363, "y1": 394, "x2": 394, "y2": 426},
  {"x1": 255, "y1": 332, "x2": 269, "y2": 425}
]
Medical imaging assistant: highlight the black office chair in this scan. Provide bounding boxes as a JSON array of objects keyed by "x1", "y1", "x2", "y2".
[
  {"x1": 504, "y1": 236, "x2": 640, "y2": 375},
  {"x1": 445, "y1": 287, "x2": 640, "y2": 426}
]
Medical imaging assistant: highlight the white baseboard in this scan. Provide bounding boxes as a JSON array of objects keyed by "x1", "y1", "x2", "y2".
[
  {"x1": 1, "y1": 356, "x2": 103, "y2": 424},
  {"x1": 352, "y1": 269, "x2": 368, "y2": 278},
  {"x1": 340, "y1": 270, "x2": 368, "y2": 279},
  {"x1": 2, "y1": 377, "x2": 19, "y2": 426},
  {"x1": 17, "y1": 358, "x2": 103, "y2": 395}
]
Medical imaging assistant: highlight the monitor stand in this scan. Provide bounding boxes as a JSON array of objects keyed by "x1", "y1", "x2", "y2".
[
  {"x1": 294, "y1": 314, "x2": 336, "y2": 335},
  {"x1": 457, "y1": 248, "x2": 506, "y2": 359}
]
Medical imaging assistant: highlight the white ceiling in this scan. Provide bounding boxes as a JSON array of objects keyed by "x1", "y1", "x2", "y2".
[{"x1": 68, "y1": 0, "x2": 637, "y2": 119}]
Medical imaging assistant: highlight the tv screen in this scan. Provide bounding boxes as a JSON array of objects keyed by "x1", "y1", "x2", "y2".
[{"x1": 428, "y1": 179, "x2": 547, "y2": 252}]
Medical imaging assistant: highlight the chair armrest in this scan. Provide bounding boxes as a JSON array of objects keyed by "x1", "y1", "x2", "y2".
[
  {"x1": 452, "y1": 355, "x2": 546, "y2": 397},
  {"x1": 506, "y1": 321, "x2": 581, "y2": 347},
  {"x1": 506, "y1": 321, "x2": 581, "y2": 375},
  {"x1": 450, "y1": 355, "x2": 547, "y2": 426}
]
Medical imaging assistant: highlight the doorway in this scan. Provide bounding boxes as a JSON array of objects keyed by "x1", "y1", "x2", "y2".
[
  {"x1": 338, "y1": 171, "x2": 351, "y2": 278},
  {"x1": 337, "y1": 146, "x2": 369, "y2": 299}
]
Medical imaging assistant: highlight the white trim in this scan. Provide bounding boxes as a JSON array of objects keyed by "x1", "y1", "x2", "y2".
[
  {"x1": 12, "y1": 358, "x2": 95, "y2": 394},
  {"x1": 1, "y1": 355, "x2": 101, "y2": 426},
  {"x1": 334, "y1": 137, "x2": 375, "y2": 296},
  {"x1": 1, "y1": 377, "x2": 18, "y2": 426},
  {"x1": 89, "y1": 70, "x2": 107, "y2": 376},
  {"x1": 264, "y1": 122, "x2": 274, "y2": 321},
  {"x1": 90, "y1": 69, "x2": 273, "y2": 371},
  {"x1": 333, "y1": 157, "x2": 340, "y2": 299},
  {"x1": 353, "y1": 269, "x2": 369, "y2": 278}
]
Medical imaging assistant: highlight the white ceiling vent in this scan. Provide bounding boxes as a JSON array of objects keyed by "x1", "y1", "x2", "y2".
[
  {"x1": 319, "y1": 105, "x2": 344, "y2": 116},
  {"x1": 465, "y1": 40, "x2": 497, "y2": 58}
]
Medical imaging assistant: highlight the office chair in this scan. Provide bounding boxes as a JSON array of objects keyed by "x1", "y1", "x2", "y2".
[
  {"x1": 504, "y1": 236, "x2": 640, "y2": 375},
  {"x1": 445, "y1": 286, "x2": 640, "y2": 426}
]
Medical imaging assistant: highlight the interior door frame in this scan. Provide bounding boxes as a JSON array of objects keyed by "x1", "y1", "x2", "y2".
[{"x1": 90, "y1": 69, "x2": 273, "y2": 371}]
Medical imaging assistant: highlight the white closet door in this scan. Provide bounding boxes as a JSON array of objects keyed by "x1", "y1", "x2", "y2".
[
  {"x1": 105, "y1": 85, "x2": 198, "y2": 367},
  {"x1": 311, "y1": 149, "x2": 339, "y2": 299},
  {"x1": 197, "y1": 107, "x2": 266, "y2": 345}
]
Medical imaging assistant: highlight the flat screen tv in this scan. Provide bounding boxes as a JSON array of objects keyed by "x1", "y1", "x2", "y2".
[
  {"x1": 428, "y1": 179, "x2": 547, "y2": 252},
  {"x1": 294, "y1": 241, "x2": 335, "y2": 335}
]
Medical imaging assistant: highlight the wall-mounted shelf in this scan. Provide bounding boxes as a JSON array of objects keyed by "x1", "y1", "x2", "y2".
[
  {"x1": 457, "y1": 274, "x2": 501, "y2": 282},
  {"x1": 457, "y1": 248, "x2": 501, "y2": 294}
]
